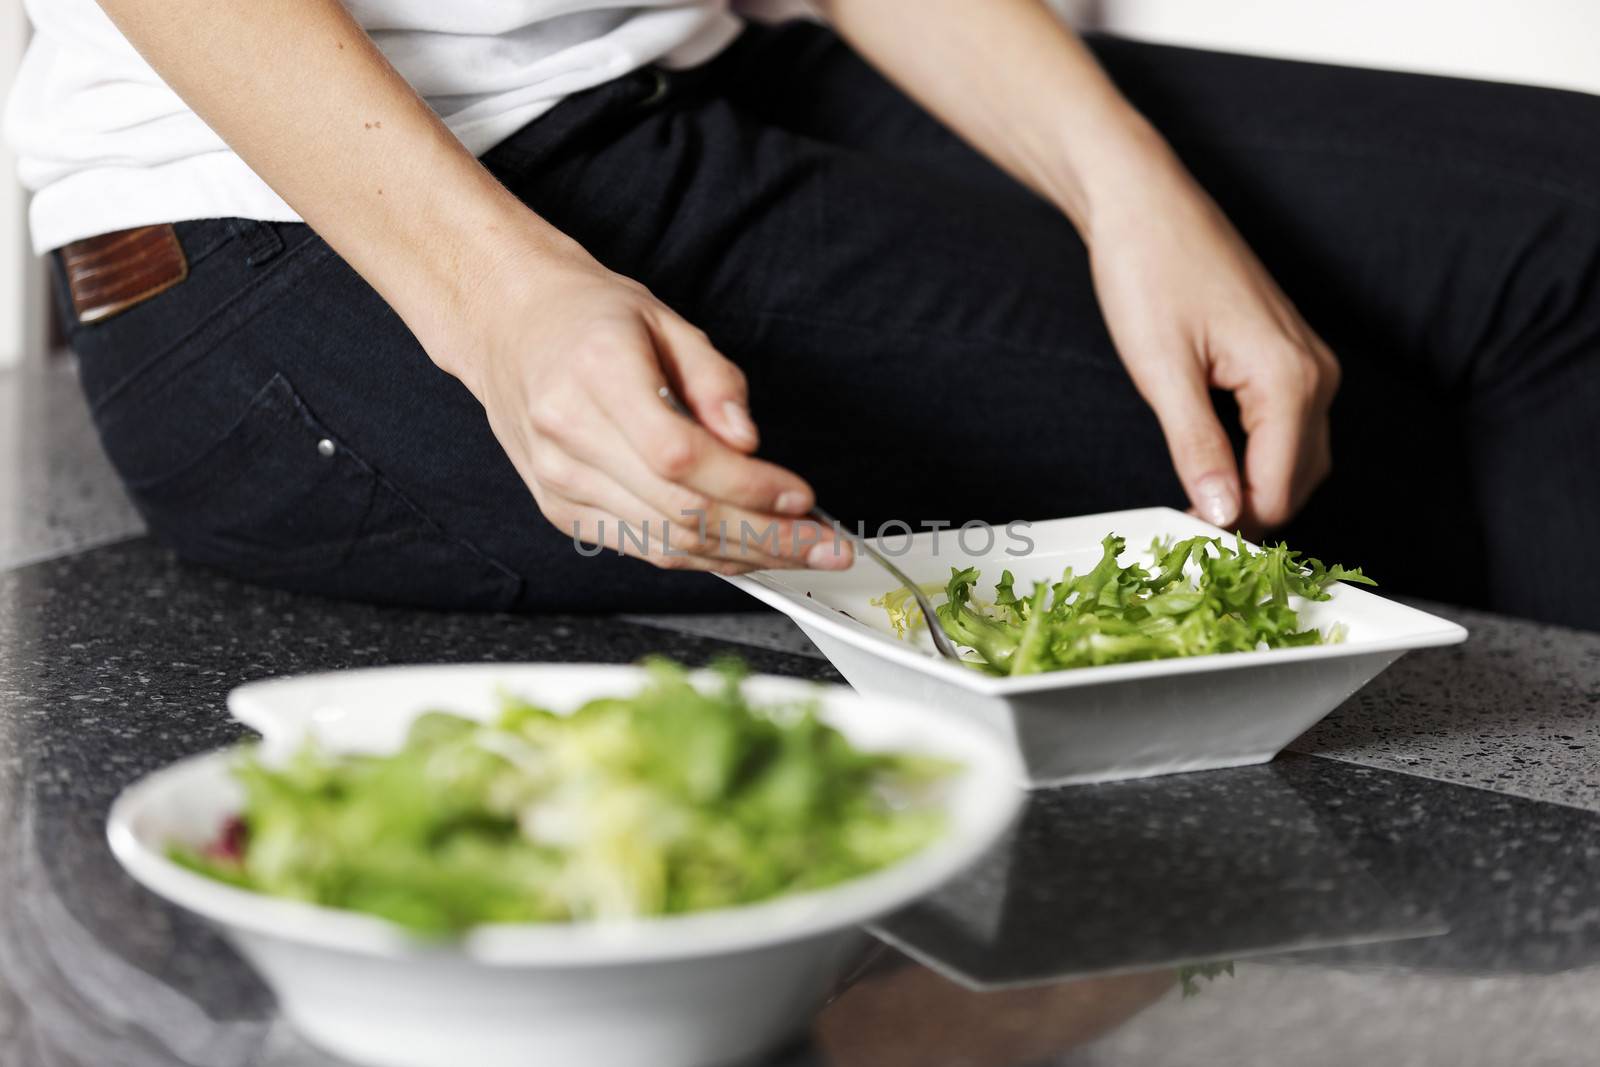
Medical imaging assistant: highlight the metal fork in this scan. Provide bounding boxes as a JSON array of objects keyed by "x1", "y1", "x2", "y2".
[
  {"x1": 656, "y1": 387, "x2": 964, "y2": 661},
  {"x1": 807, "y1": 505, "x2": 963, "y2": 661}
]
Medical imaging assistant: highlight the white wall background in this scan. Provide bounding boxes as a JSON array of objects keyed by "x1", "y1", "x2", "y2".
[
  {"x1": 751, "y1": 0, "x2": 1600, "y2": 96},
  {"x1": 1072, "y1": 0, "x2": 1600, "y2": 96},
  {"x1": 1, "y1": 0, "x2": 43, "y2": 369}
]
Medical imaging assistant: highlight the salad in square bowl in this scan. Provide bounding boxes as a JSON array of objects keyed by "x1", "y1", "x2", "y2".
[
  {"x1": 107, "y1": 660, "x2": 1022, "y2": 1067},
  {"x1": 726, "y1": 506, "x2": 1468, "y2": 787}
]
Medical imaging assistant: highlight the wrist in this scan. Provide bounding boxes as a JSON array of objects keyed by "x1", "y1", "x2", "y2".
[
  {"x1": 1036, "y1": 99, "x2": 1183, "y2": 239},
  {"x1": 387, "y1": 174, "x2": 589, "y2": 389}
]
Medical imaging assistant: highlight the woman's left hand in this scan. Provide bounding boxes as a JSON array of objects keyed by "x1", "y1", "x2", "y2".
[
  {"x1": 1083, "y1": 136, "x2": 1341, "y2": 533},
  {"x1": 813, "y1": 0, "x2": 1338, "y2": 532}
]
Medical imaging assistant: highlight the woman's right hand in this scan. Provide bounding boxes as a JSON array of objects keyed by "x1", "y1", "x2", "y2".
[
  {"x1": 89, "y1": 0, "x2": 845, "y2": 577},
  {"x1": 446, "y1": 244, "x2": 851, "y2": 575}
]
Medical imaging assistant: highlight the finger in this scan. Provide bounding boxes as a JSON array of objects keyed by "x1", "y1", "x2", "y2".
[
  {"x1": 1134, "y1": 355, "x2": 1242, "y2": 529},
  {"x1": 527, "y1": 442, "x2": 810, "y2": 570},
  {"x1": 549, "y1": 500, "x2": 761, "y2": 576},
  {"x1": 556, "y1": 418, "x2": 850, "y2": 569},
  {"x1": 570, "y1": 321, "x2": 816, "y2": 517},
  {"x1": 652, "y1": 314, "x2": 759, "y2": 454},
  {"x1": 598, "y1": 450, "x2": 850, "y2": 570},
  {"x1": 485, "y1": 396, "x2": 767, "y2": 571},
  {"x1": 1243, "y1": 411, "x2": 1331, "y2": 531},
  {"x1": 1235, "y1": 339, "x2": 1333, "y2": 528},
  {"x1": 530, "y1": 387, "x2": 835, "y2": 565},
  {"x1": 1239, "y1": 395, "x2": 1311, "y2": 529},
  {"x1": 1310, "y1": 338, "x2": 1343, "y2": 407},
  {"x1": 664, "y1": 510, "x2": 843, "y2": 571}
]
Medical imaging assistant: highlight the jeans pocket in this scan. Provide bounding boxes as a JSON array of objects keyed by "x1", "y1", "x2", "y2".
[{"x1": 125, "y1": 373, "x2": 522, "y2": 611}]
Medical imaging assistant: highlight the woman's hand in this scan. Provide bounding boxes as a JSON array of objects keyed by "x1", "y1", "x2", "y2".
[
  {"x1": 1084, "y1": 137, "x2": 1340, "y2": 531},
  {"x1": 90, "y1": 0, "x2": 848, "y2": 577},
  {"x1": 448, "y1": 243, "x2": 851, "y2": 574},
  {"x1": 816, "y1": 0, "x2": 1339, "y2": 532}
]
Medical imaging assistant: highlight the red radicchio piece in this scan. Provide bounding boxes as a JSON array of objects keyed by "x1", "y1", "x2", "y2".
[{"x1": 203, "y1": 815, "x2": 249, "y2": 864}]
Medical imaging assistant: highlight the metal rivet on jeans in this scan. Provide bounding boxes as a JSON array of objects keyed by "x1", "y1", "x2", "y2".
[
  {"x1": 637, "y1": 68, "x2": 670, "y2": 108},
  {"x1": 317, "y1": 438, "x2": 336, "y2": 458}
]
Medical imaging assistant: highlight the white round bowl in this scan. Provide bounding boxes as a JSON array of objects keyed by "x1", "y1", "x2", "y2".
[{"x1": 107, "y1": 664, "x2": 1023, "y2": 1067}]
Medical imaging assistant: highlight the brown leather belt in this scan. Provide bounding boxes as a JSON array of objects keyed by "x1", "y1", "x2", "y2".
[{"x1": 60, "y1": 224, "x2": 189, "y2": 325}]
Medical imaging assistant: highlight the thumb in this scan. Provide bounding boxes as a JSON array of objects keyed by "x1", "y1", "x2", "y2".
[
  {"x1": 653, "y1": 316, "x2": 759, "y2": 454},
  {"x1": 1142, "y1": 365, "x2": 1242, "y2": 529}
]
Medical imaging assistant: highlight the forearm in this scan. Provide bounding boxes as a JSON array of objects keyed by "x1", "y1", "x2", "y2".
[
  {"x1": 94, "y1": 0, "x2": 572, "y2": 377},
  {"x1": 813, "y1": 0, "x2": 1172, "y2": 231}
]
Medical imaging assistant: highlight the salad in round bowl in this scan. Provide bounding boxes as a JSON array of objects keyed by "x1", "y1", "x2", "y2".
[{"x1": 107, "y1": 660, "x2": 1023, "y2": 1067}]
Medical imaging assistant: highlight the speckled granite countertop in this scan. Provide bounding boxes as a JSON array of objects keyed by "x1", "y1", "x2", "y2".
[{"x1": 3, "y1": 540, "x2": 1599, "y2": 1067}]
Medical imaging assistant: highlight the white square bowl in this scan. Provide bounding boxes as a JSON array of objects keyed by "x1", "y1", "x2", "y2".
[{"x1": 726, "y1": 506, "x2": 1468, "y2": 788}]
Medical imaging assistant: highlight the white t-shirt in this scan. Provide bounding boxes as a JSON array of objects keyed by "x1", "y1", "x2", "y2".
[{"x1": 4, "y1": 1, "x2": 742, "y2": 254}]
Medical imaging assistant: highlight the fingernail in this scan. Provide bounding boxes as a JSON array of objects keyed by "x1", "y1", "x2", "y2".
[
  {"x1": 775, "y1": 490, "x2": 811, "y2": 516},
  {"x1": 1196, "y1": 476, "x2": 1239, "y2": 527},
  {"x1": 807, "y1": 540, "x2": 852, "y2": 570},
  {"x1": 722, "y1": 401, "x2": 758, "y2": 447}
]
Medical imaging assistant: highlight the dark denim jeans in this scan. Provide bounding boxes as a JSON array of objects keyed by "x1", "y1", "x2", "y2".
[{"x1": 57, "y1": 23, "x2": 1600, "y2": 626}]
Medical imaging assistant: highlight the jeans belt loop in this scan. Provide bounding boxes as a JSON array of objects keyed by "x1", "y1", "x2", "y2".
[{"x1": 239, "y1": 221, "x2": 286, "y2": 267}]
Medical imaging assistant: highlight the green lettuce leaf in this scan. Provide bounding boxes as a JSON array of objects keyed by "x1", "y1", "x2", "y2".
[
  {"x1": 877, "y1": 532, "x2": 1374, "y2": 675},
  {"x1": 172, "y1": 658, "x2": 954, "y2": 933}
]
